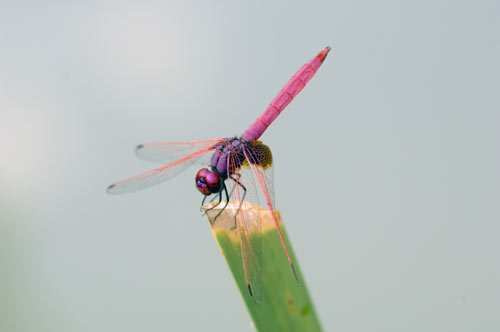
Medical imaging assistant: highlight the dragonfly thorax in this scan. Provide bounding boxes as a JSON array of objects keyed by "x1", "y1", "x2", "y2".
[{"x1": 210, "y1": 137, "x2": 247, "y2": 179}]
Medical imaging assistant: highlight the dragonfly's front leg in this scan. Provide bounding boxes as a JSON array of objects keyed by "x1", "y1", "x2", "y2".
[
  {"x1": 211, "y1": 183, "x2": 230, "y2": 222},
  {"x1": 201, "y1": 190, "x2": 222, "y2": 215},
  {"x1": 200, "y1": 195, "x2": 209, "y2": 212},
  {"x1": 200, "y1": 194, "x2": 218, "y2": 213}
]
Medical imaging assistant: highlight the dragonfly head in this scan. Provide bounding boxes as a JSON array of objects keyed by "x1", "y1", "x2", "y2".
[{"x1": 195, "y1": 168, "x2": 221, "y2": 195}]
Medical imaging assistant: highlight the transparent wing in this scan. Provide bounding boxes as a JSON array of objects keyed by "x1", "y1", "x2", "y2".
[
  {"x1": 107, "y1": 143, "x2": 218, "y2": 194},
  {"x1": 243, "y1": 142, "x2": 275, "y2": 211},
  {"x1": 226, "y1": 151, "x2": 264, "y2": 304},
  {"x1": 136, "y1": 138, "x2": 223, "y2": 164},
  {"x1": 243, "y1": 142, "x2": 300, "y2": 285}
]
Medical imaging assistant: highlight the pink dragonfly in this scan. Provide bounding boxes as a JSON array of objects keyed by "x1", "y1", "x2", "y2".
[{"x1": 107, "y1": 47, "x2": 331, "y2": 304}]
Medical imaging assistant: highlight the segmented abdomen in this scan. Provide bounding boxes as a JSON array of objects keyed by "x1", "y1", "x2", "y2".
[{"x1": 242, "y1": 47, "x2": 331, "y2": 142}]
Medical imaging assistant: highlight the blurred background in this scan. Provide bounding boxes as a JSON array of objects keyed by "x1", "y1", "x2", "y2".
[{"x1": 1, "y1": 1, "x2": 499, "y2": 331}]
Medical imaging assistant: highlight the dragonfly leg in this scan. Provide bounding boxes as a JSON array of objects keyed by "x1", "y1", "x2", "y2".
[
  {"x1": 211, "y1": 182, "x2": 230, "y2": 222},
  {"x1": 223, "y1": 173, "x2": 240, "y2": 199},
  {"x1": 229, "y1": 173, "x2": 247, "y2": 224},
  {"x1": 200, "y1": 194, "x2": 220, "y2": 214},
  {"x1": 202, "y1": 190, "x2": 223, "y2": 216},
  {"x1": 200, "y1": 195, "x2": 209, "y2": 213}
]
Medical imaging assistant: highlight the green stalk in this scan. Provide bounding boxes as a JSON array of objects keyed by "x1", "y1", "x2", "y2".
[{"x1": 205, "y1": 203, "x2": 322, "y2": 332}]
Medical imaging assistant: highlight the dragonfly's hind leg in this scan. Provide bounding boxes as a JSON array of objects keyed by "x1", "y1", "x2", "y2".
[{"x1": 228, "y1": 173, "x2": 247, "y2": 230}]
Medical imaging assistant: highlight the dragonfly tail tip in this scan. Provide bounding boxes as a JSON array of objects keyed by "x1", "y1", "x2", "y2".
[
  {"x1": 106, "y1": 184, "x2": 116, "y2": 193},
  {"x1": 247, "y1": 284, "x2": 253, "y2": 297},
  {"x1": 318, "y1": 47, "x2": 331, "y2": 62}
]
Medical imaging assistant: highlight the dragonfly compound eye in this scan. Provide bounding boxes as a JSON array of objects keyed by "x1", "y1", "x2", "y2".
[
  {"x1": 195, "y1": 168, "x2": 221, "y2": 195},
  {"x1": 205, "y1": 171, "x2": 221, "y2": 193},
  {"x1": 195, "y1": 168, "x2": 211, "y2": 195}
]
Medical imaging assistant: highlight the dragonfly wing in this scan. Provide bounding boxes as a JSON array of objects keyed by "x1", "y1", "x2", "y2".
[
  {"x1": 243, "y1": 142, "x2": 276, "y2": 210},
  {"x1": 226, "y1": 152, "x2": 263, "y2": 304},
  {"x1": 136, "y1": 138, "x2": 223, "y2": 164},
  {"x1": 107, "y1": 144, "x2": 217, "y2": 194},
  {"x1": 243, "y1": 142, "x2": 301, "y2": 285}
]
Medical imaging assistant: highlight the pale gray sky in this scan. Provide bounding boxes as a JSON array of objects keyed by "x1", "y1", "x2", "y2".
[{"x1": 1, "y1": 1, "x2": 499, "y2": 331}]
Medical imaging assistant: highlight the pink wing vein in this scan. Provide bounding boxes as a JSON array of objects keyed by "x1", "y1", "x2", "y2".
[{"x1": 107, "y1": 144, "x2": 218, "y2": 194}]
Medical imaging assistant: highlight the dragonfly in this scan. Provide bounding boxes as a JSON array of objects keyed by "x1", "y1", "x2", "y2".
[{"x1": 107, "y1": 47, "x2": 331, "y2": 304}]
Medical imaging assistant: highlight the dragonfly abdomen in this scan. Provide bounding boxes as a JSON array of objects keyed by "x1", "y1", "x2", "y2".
[{"x1": 242, "y1": 47, "x2": 331, "y2": 142}]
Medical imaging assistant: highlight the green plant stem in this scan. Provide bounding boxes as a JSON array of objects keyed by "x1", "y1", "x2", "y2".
[{"x1": 205, "y1": 203, "x2": 322, "y2": 332}]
